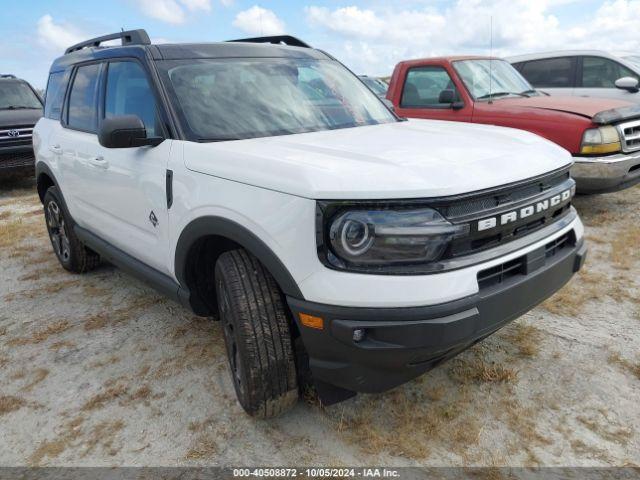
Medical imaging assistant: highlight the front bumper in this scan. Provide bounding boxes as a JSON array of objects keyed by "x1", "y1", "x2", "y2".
[
  {"x1": 288, "y1": 234, "x2": 586, "y2": 397},
  {"x1": 571, "y1": 150, "x2": 640, "y2": 194},
  {"x1": 0, "y1": 144, "x2": 35, "y2": 172}
]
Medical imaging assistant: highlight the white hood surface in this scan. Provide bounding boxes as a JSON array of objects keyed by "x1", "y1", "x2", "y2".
[{"x1": 183, "y1": 119, "x2": 573, "y2": 199}]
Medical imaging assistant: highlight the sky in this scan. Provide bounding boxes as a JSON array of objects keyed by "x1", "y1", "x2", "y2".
[{"x1": 1, "y1": 0, "x2": 639, "y2": 89}]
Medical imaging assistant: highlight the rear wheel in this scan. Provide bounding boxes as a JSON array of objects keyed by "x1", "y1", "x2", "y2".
[
  {"x1": 214, "y1": 249, "x2": 298, "y2": 418},
  {"x1": 43, "y1": 186, "x2": 100, "y2": 273}
]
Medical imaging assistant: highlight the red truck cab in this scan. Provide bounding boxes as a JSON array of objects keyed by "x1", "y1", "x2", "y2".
[{"x1": 387, "y1": 56, "x2": 640, "y2": 194}]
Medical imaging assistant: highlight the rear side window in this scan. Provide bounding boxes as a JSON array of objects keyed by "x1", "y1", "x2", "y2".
[
  {"x1": 520, "y1": 58, "x2": 573, "y2": 88},
  {"x1": 44, "y1": 70, "x2": 69, "y2": 120},
  {"x1": 581, "y1": 56, "x2": 638, "y2": 88},
  {"x1": 67, "y1": 63, "x2": 101, "y2": 132},
  {"x1": 401, "y1": 67, "x2": 459, "y2": 108},
  {"x1": 105, "y1": 61, "x2": 158, "y2": 136}
]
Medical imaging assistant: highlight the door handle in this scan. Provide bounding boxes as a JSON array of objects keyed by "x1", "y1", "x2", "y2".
[
  {"x1": 49, "y1": 144, "x2": 63, "y2": 155},
  {"x1": 89, "y1": 156, "x2": 109, "y2": 169}
]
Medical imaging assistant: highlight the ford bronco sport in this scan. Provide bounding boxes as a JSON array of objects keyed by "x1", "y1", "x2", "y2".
[
  {"x1": 0, "y1": 74, "x2": 43, "y2": 173},
  {"x1": 34, "y1": 30, "x2": 587, "y2": 418}
]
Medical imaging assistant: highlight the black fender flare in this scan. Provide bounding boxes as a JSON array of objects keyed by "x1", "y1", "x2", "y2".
[
  {"x1": 174, "y1": 216, "x2": 304, "y2": 300},
  {"x1": 35, "y1": 161, "x2": 60, "y2": 202}
]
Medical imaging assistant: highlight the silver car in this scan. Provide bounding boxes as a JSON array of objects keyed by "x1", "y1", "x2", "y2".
[{"x1": 508, "y1": 50, "x2": 640, "y2": 103}]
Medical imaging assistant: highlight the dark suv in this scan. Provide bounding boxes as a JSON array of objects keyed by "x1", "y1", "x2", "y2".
[{"x1": 0, "y1": 74, "x2": 43, "y2": 173}]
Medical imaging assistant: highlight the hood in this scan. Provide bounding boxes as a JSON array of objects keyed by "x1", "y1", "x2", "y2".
[
  {"x1": 183, "y1": 119, "x2": 572, "y2": 200},
  {"x1": 500, "y1": 95, "x2": 633, "y2": 120},
  {"x1": 0, "y1": 108, "x2": 43, "y2": 129}
]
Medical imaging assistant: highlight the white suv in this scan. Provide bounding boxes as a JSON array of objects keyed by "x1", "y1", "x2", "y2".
[{"x1": 34, "y1": 30, "x2": 587, "y2": 418}]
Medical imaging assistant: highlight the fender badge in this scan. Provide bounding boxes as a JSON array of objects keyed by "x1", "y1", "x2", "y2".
[{"x1": 149, "y1": 211, "x2": 158, "y2": 228}]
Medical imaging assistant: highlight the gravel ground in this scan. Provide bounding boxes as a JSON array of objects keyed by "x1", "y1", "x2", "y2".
[{"x1": 0, "y1": 174, "x2": 639, "y2": 468}]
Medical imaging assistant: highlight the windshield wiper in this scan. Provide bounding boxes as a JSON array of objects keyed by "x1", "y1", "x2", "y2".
[
  {"x1": 519, "y1": 89, "x2": 539, "y2": 97},
  {"x1": 477, "y1": 91, "x2": 528, "y2": 100}
]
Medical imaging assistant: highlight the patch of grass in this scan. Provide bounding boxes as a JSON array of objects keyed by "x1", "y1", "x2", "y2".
[
  {"x1": 542, "y1": 268, "x2": 605, "y2": 316},
  {"x1": 28, "y1": 438, "x2": 68, "y2": 465},
  {"x1": 82, "y1": 420, "x2": 125, "y2": 457},
  {"x1": 185, "y1": 436, "x2": 218, "y2": 460},
  {"x1": 0, "y1": 210, "x2": 11, "y2": 220},
  {"x1": 450, "y1": 357, "x2": 518, "y2": 384},
  {"x1": 577, "y1": 414, "x2": 632, "y2": 446},
  {"x1": 608, "y1": 352, "x2": 640, "y2": 380},
  {"x1": 81, "y1": 384, "x2": 129, "y2": 411},
  {"x1": 6, "y1": 320, "x2": 71, "y2": 346},
  {"x1": 506, "y1": 322, "x2": 542, "y2": 357},
  {"x1": 28, "y1": 416, "x2": 85, "y2": 465},
  {"x1": 0, "y1": 395, "x2": 26, "y2": 415},
  {"x1": 21, "y1": 368, "x2": 50, "y2": 392},
  {"x1": 610, "y1": 225, "x2": 640, "y2": 270}
]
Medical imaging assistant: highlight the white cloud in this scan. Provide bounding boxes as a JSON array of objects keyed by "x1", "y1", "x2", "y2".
[
  {"x1": 134, "y1": 0, "x2": 212, "y2": 24},
  {"x1": 233, "y1": 6, "x2": 285, "y2": 35},
  {"x1": 220, "y1": 0, "x2": 235, "y2": 7},
  {"x1": 36, "y1": 15, "x2": 86, "y2": 52},
  {"x1": 305, "y1": 0, "x2": 640, "y2": 75},
  {"x1": 180, "y1": 0, "x2": 212, "y2": 12}
]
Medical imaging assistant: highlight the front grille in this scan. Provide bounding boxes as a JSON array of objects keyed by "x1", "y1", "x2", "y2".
[
  {"x1": 438, "y1": 169, "x2": 569, "y2": 219},
  {"x1": 618, "y1": 119, "x2": 640, "y2": 153},
  {"x1": 477, "y1": 231, "x2": 575, "y2": 290},
  {"x1": 0, "y1": 150, "x2": 35, "y2": 169},
  {"x1": 0, "y1": 126, "x2": 33, "y2": 148},
  {"x1": 435, "y1": 168, "x2": 575, "y2": 258}
]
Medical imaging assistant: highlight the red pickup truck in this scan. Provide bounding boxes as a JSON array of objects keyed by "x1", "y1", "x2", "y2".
[{"x1": 387, "y1": 56, "x2": 640, "y2": 194}]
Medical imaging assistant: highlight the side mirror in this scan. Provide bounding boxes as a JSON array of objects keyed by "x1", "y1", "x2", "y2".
[
  {"x1": 614, "y1": 77, "x2": 639, "y2": 93},
  {"x1": 98, "y1": 115, "x2": 163, "y2": 149},
  {"x1": 439, "y1": 89, "x2": 465, "y2": 110}
]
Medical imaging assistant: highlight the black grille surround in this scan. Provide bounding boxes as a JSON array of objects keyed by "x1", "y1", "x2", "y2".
[
  {"x1": 477, "y1": 231, "x2": 576, "y2": 290},
  {"x1": 316, "y1": 165, "x2": 576, "y2": 275}
]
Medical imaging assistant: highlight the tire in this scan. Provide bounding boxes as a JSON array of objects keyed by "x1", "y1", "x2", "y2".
[
  {"x1": 43, "y1": 186, "x2": 100, "y2": 273},
  {"x1": 215, "y1": 249, "x2": 298, "y2": 418}
]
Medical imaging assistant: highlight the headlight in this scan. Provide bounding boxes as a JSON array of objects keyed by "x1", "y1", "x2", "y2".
[
  {"x1": 580, "y1": 125, "x2": 621, "y2": 154},
  {"x1": 327, "y1": 208, "x2": 468, "y2": 268}
]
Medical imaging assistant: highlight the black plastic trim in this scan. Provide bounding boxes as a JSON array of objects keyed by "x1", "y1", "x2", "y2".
[
  {"x1": 288, "y1": 236, "x2": 586, "y2": 394},
  {"x1": 74, "y1": 225, "x2": 188, "y2": 306},
  {"x1": 174, "y1": 216, "x2": 304, "y2": 300},
  {"x1": 65, "y1": 29, "x2": 151, "y2": 54},
  {"x1": 227, "y1": 35, "x2": 311, "y2": 48},
  {"x1": 166, "y1": 169, "x2": 173, "y2": 208}
]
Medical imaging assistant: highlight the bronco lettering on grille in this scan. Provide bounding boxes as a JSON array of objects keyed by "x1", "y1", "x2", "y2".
[{"x1": 477, "y1": 188, "x2": 573, "y2": 232}]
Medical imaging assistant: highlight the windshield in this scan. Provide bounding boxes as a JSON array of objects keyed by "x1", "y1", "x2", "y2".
[
  {"x1": 0, "y1": 81, "x2": 42, "y2": 110},
  {"x1": 159, "y1": 58, "x2": 397, "y2": 141},
  {"x1": 453, "y1": 59, "x2": 535, "y2": 100},
  {"x1": 360, "y1": 77, "x2": 388, "y2": 96},
  {"x1": 623, "y1": 55, "x2": 640, "y2": 71}
]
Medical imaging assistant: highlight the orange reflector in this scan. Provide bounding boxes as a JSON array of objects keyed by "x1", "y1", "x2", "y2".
[{"x1": 299, "y1": 313, "x2": 324, "y2": 330}]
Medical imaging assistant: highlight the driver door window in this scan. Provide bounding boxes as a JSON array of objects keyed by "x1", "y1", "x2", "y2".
[
  {"x1": 581, "y1": 56, "x2": 638, "y2": 88},
  {"x1": 104, "y1": 61, "x2": 158, "y2": 136},
  {"x1": 401, "y1": 67, "x2": 460, "y2": 108}
]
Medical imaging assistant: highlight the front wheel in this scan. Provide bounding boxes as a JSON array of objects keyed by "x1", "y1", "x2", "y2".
[
  {"x1": 214, "y1": 249, "x2": 298, "y2": 418},
  {"x1": 43, "y1": 186, "x2": 100, "y2": 273}
]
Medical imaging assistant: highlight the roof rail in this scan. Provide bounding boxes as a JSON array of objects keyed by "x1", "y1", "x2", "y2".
[
  {"x1": 65, "y1": 29, "x2": 151, "y2": 55},
  {"x1": 0, "y1": 74, "x2": 17, "y2": 79},
  {"x1": 227, "y1": 35, "x2": 311, "y2": 49}
]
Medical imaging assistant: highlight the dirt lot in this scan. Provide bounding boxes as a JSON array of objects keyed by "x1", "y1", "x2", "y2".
[{"x1": 1, "y1": 174, "x2": 639, "y2": 468}]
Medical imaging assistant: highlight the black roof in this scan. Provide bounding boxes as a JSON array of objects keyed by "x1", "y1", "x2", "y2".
[{"x1": 50, "y1": 30, "x2": 329, "y2": 72}]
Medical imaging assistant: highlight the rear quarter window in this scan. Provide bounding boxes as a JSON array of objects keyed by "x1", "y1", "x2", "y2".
[{"x1": 44, "y1": 70, "x2": 70, "y2": 120}]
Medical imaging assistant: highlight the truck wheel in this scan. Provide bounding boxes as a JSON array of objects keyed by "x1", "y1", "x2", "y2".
[
  {"x1": 214, "y1": 249, "x2": 298, "y2": 418},
  {"x1": 43, "y1": 186, "x2": 100, "y2": 273}
]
